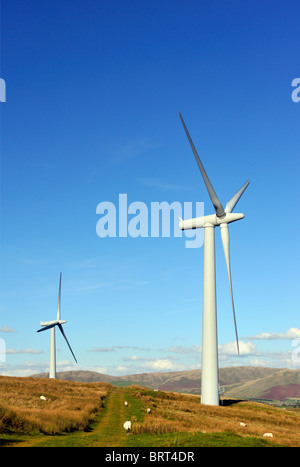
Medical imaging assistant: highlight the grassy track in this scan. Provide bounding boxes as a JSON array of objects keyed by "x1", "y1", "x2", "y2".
[{"x1": 1, "y1": 388, "x2": 132, "y2": 447}]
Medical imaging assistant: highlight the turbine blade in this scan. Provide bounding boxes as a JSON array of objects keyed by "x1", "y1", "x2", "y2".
[
  {"x1": 57, "y1": 272, "x2": 62, "y2": 321},
  {"x1": 37, "y1": 323, "x2": 56, "y2": 332},
  {"x1": 220, "y1": 224, "x2": 239, "y2": 354},
  {"x1": 225, "y1": 180, "x2": 250, "y2": 213},
  {"x1": 58, "y1": 323, "x2": 78, "y2": 363},
  {"x1": 179, "y1": 112, "x2": 225, "y2": 217}
]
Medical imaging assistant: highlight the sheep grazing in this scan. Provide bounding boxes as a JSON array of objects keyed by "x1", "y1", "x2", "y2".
[
  {"x1": 147, "y1": 408, "x2": 151, "y2": 414},
  {"x1": 123, "y1": 421, "x2": 132, "y2": 434},
  {"x1": 40, "y1": 395, "x2": 47, "y2": 401},
  {"x1": 263, "y1": 432, "x2": 273, "y2": 438},
  {"x1": 124, "y1": 401, "x2": 128, "y2": 406},
  {"x1": 239, "y1": 422, "x2": 247, "y2": 427}
]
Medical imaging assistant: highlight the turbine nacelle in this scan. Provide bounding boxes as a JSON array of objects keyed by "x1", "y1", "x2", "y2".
[
  {"x1": 179, "y1": 212, "x2": 245, "y2": 231},
  {"x1": 40, "y1": 320, "x2": 67, "y2": 327}
]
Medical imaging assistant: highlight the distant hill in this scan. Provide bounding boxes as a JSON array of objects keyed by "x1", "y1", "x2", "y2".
[
  {"x1": 224, "y1": 368, "x2": 300, "y2": 400},
  {"x1": 32, "y1": 370, "x2": 120, "y2": 384},
  {"x1": 32, "y1": 366, "x2": 300, "y2": 402},
  {"x1": 261, "y1": 384, "x2": 300, "y2": 400}
]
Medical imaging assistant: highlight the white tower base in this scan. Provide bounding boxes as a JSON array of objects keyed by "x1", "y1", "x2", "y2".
[
  {"x1": 201, "y1": 224, "x2": 219, "y2": 406},
  {"x1": 49, "y1": 326, "x2": 56, "y2": 379}
]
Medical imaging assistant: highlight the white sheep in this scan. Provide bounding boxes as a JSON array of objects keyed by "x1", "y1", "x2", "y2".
[
  {"x1": 40, "y1": 395, "x2": 47, "y2": 401},
  {"x1": 123, "y1": 421, "x2": 132, "y2": 434},
  {"x1": 263, "y1": 432, "x2": 273, "y2": 438},
  {"x1": 147, "y1": 408, "x2": 151, "y2": 414},
  {"x1": 239, "y1": 422, "x2": 247, "y2": 427},
  {"x1": 124, "y1": 401, "x2": 128, "y2": 406}
]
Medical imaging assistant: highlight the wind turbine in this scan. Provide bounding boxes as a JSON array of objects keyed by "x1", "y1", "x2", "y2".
[
  {"x1": 178, "y1": 112, "x2": 249, "y2": 406},
  {"x1": 37, "y1": 273, "x2": 77, "y2": 379}
]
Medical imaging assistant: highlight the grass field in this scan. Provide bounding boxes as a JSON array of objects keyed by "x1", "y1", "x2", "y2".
[{"x1": 1, "y1": 376, "x2": 299, "y2": 447}]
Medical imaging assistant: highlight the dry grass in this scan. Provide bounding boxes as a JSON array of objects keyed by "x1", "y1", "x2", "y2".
[
  {"x1": 130, "y1": 388, "x2": 300, "y2": 447},
  {"x1": 0, "y1": 376, "x2": 111, "y2": 434},
  {"x1": 1, "y1": 378, "x2": 299, "y2": 447}
]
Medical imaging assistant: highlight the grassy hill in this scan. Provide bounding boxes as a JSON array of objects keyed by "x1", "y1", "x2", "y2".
[
  {"x1": 32, "y1": 366, "x2": 300, "y2": 402},
  {"x1": 0, "y1": 376, "x2": 111, "y2": 435},
  {"x1": 1, "y1": 376, "x2": 300, "y2": 447},
  {"x1": 33, "y1": 370, "x2": 120, "y2": 384},
  {"x1": 224, "y1": 368, "x2": 300, "y2": 400}
]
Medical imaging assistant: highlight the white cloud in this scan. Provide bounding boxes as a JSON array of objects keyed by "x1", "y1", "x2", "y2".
[
  {"x1": 168, "y1": 345, "x2": 201, "y2": 355},
  {"x1": 91, "y1": 365, "x2": 107, "y2": 374},
  {"x1": 122, "y1": 355, "x2": 152, "y2": 362},
  {"x1": 6, "y1": 348, "x2": 43, "y2": 354},
  {"x1": 0, "y1": 360, "x2": 48, "y2": 377},
  {"x1": 245, "y1": 327, "x2": 300, "y2": 340},
  {"x1": 286, "y1": 328, "x2": 300, "y2": 339},
  {"x1": 56, "y1": 360, "x2": 78, "y2": 371},
  {"x1": 115, "y1": 366, "x2": 129, "y2": 372},
  {"x1": 248, "y1": 358, "x2": 269, "y2": 367},
  {"x1": 90, "y1": 345, "x2": 150, "y2": 352},
  {"x1": 141, "y1": 359, "x2": 184, "y2": 371},
  {"x1": 220, "y1": 341, "x2": 258, "y2": 356},
  {"x1": 0, "y1": 326, "x2": 17, "y2": 333}
]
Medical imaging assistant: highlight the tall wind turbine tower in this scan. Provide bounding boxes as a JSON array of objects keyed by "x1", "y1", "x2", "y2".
[
  {"x1": 37, "y1": 273, "x2": 77, "y2": 379},
  {"x1": 179, "y1": 113, "x2": 249, "y2": 406}
]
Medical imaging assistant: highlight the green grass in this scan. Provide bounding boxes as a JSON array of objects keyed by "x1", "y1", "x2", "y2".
[
  {"x1": 123, "y1": 388, "x2": 145, "y2": 423},
  {"x1": 125, "y1": 431, "x2": 277, "y2": 447},
  {"x1": 113, "y1": 381, "x2": 140, "y2": 387},
  {"x1": 1, "y1": 429, "x2": 276, "y2": 448}
]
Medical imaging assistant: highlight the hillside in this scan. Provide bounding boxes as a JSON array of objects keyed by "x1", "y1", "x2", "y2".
[
  {"x1": 224, "y1": 368, "x2": 300, "y2": 400},
  {"x1": 1, "y1": 377, "x2": 300, "y2": 447},
  {"x1": 33, "y1": 370, "x2": 120, "y2": 384},
  {"x1": 32, "y1": 367, "x2": 300, "y2": 402}
]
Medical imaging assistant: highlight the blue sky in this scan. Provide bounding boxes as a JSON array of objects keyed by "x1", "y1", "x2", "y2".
[{"x1": 1, "y1": 0, "x2": 300, "y2": 377}]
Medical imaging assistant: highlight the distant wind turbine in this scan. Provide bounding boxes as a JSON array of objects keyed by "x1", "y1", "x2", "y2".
[
  {"x1": 179, "y1": 112, "x2": 250, "y2": 406},
  {"x1": 37, "y1": 273, "x2": 77, "y2": 379}
]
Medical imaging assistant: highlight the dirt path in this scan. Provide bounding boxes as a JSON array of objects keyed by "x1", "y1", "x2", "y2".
[{"x1": 3, "y1": 388, "x2": 130, "y2": 447}]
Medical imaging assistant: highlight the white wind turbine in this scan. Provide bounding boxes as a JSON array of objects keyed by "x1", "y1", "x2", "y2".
[
  {"x1": 179, "y1": 112, "x2": 250, "y2": 406},
  {"x1": 37, "y1": 273, "x2": 77, "y2": 379}
]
